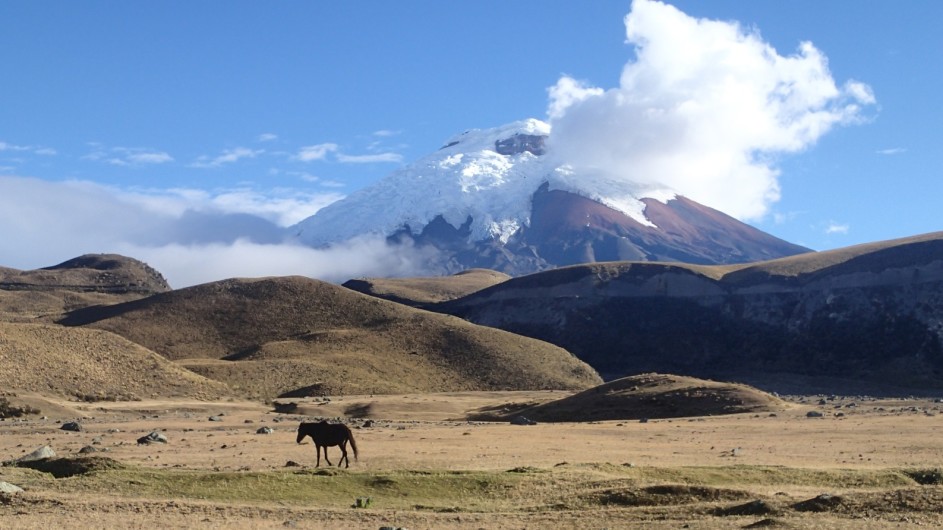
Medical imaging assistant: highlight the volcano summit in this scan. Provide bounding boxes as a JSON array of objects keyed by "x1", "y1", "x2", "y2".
[{"x1": 293, "y1": 119, "x2": 809, "y2": 275}]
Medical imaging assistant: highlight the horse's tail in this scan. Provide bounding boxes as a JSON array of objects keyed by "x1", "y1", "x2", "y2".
[{"x1": 346, "y1": 425, "x2": 359, "y2": 461}]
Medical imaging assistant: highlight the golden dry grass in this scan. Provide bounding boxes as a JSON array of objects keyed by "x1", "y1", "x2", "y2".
[
  {"x1": 51, "y1": 276, "x2": 600, "y2": 399},
  {"x1": 343, "y1": 268, "x2": 511, "y2": 305},
  {"x1": 0, "y1": 322, "x2": 230, "y2": 401}
]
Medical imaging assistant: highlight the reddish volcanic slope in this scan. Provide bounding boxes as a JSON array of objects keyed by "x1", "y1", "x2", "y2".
[{"x1": 523, "y1": 187, "x2": 809, "y2": 266}]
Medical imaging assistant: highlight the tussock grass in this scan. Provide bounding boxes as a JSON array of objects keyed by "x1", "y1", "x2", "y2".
[{"x1": 17, "y1": 459, "x2": 926, "y2": 513}]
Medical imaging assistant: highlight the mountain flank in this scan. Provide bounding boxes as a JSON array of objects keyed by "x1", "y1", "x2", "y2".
[
  {"x1": 436, "y1": 231, "x2": 943, "y2": 391},
  {"x1": 57, "y1": 275, "x2": 601, "y2": 399}
]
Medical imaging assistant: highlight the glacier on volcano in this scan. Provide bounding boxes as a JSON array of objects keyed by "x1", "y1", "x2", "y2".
[{"x1": 293, "y1": 119, "x2": 677, "y2": 248}]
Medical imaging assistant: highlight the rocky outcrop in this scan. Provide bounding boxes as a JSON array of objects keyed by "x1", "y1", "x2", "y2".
[
  {"x1": 494, "y1": 134, "x2": 547, "y2": 156},
  {"x1": 0, "y1": 254, "x2": 170, "y2": 294}
]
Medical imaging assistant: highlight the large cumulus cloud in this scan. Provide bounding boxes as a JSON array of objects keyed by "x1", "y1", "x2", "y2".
[{"x1": 547, "y1": 0, "x2": 874, "y2": 220}]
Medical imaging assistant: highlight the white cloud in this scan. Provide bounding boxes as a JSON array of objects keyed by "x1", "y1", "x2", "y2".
[
  {"x1": 825, "y1": 222, "x2": 850, "y2": 235},
  {"x1": 0, "y1": 142, "x2": 30, "y2": 152},
  {"x1": 0, "y1": 175, "x2": 407, "y2": 288},
  {"x1": 547, "y1": 77, "x2": 604, "y2": 120},
  {"x1": 191, "y1": 147, "x2": 263, "y2": 168},
  {"x1": 372, "y1": 129, "x2": 400, "y2": 137},
  {"x1": 257, "y1": 133, "x2": 278, "y2": 142},
  {"x1": 296, "y1": 143, "x2": 338, "y2": 162},
  {"x1": 122, "y1": 151, "x2": 174, "y2": 165},
  {"x1": 336, "y1": 152, "x2": 404, "y2": 164},
  {"x1": 120, "y1": 236, "x2": 437, "y2": 288},
  {"x1": 0, "y1": 142, "x2": 57, "y2": 157},
  {"x1": 876, "y1": 147, "x2": 906, "y2": 155},
  {"x1": 196, "y1": 188, "x2": 343, "y2": 226},
  {"x1": 296, "y1": 143, "x2": 402, "y2": 164},
  {"x1": 546, "y1": 0, "x2": 875, "y2": 220},
  {"x1": 83, "y1": 145, "x2": 173, "y2": 166}
]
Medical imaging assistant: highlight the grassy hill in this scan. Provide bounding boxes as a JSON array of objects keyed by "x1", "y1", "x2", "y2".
[
  {"x1": 58, "y1": 276, "x2": 601, "y2": 398},
  {"x1": 468, "y1": 373, "x2": 786, "y2": 422},
  {"x1": 0, "y1": 322, "x2": 230, "y2": 401},
  {"x1": 342, "y1": 268, "x2": 511, "y2": 306}
]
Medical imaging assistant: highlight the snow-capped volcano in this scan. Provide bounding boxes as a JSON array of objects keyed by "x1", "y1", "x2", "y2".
[
  {"x1": 296, "y1": 119, "x2": 671, "y2": 245},
  {"x1": 293, "y1": 119, "x2": 809, "y2": 275}
]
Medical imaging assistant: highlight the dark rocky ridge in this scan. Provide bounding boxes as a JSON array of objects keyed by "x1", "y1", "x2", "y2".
[{"x1": 434, "y1": 232, "x2": 943, "y2": 391}]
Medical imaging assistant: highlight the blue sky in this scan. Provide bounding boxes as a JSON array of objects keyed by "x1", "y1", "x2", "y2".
[{"x1": 2, "y1": 1, "x2": 941, "y2": 286}]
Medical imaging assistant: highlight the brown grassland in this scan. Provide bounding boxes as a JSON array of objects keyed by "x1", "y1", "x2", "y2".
[
  {"x1": 3, "y1": 252, "x2": 943, "y2": 528},
  {"x1": 2, "y1": 390, "x2": 943, "y2": 529}
]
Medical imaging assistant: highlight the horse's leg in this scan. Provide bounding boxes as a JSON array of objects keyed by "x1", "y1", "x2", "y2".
[
  {"x1": 339, "y1": 440, "x2": 349, "y2": 468},
  {"x1": 323, "y1": 445, "x2": 333, "y2": 467},
  {"x1": 315, "y1": 444, "x2": 322, "y2": 467}
]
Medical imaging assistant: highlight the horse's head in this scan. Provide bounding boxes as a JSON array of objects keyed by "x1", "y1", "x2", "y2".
[{"x1": 296, "y1": 423, "x2": 308, "y2": 444}]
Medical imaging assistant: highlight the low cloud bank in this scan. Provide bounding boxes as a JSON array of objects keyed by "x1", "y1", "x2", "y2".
[{"x1": 0, "y1": 176, "x2": 432, "y2": 287}]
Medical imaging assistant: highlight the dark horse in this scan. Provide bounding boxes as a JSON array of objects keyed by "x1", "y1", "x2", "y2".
[{"x1": 296, "y1": 421, "x2": 359, "y2": 468}]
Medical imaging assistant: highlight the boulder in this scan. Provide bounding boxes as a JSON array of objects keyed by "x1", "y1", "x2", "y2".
[
  {"x1": 0, "y1": 481, "x2": 24, "y2": 494},
  {"x1": 510, "y1": 416, "x2": 537, "y2": 426},
  {"x1": 10, "y1": 445, "x2": 56, "y2": 463},
  {"x1": 137, "y1": 432, "x2": 168, "y2": 445}
]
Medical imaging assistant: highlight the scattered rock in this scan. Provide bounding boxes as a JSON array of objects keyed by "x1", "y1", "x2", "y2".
[
  {"x1": 9, "y1": 445, "x2": 56, "y2": 464},
  {"x1": 256, "y1": 427, "x2": 274, "y2": 435},
  {"x1": 60, "y1": 421, "x2": 82, "y2": 432},
  {"x1": 208, "y1": 415, "x2": 223, "y2": 422},
  {"x1": 792, "y1": 493, "x2": 844, "y2": 512},
  {"x1": 806, "y1": 411, "x2": 824, "y2": 418},
  {"x1": 137, "y1": 432, "x2": 168, "y2": 445},
  {"x1": 510, "y1": 416, "x2": 537, "y2": 426},
  {"x1": 0, "y1": 482, "x2": 24, "y2": 494},
  {"x1": 78, "y1": 445, "x2": 100, "y2": 454},
  {"x1": 285, "y1": 460, "x2": 301, "y2": 467}
]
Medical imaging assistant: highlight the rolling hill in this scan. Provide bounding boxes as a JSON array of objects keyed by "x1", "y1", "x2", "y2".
[{"x1": 57, "y1": 275, "x2": 601, "y2": 398}]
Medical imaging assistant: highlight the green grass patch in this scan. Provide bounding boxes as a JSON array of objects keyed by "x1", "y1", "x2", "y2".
[{"x1": 16, "y1": 459, "x2": 926, "y2": 513}]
